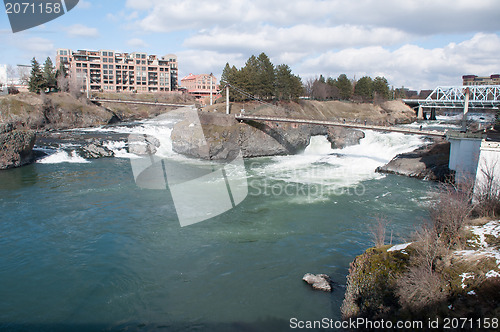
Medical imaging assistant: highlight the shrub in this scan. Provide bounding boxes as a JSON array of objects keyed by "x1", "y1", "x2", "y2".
[
  {"x1": 429, "y1": 181, "x2": 474, "y2": 248},
  {"x1": 396, "y1": 266, "x2": 449, "y2": 314}
]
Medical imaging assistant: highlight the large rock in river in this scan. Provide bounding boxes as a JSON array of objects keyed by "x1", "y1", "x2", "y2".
[
  {"x1": 0, "y1": 124, "x2": 36, "y2": 169},
  {"x1": 170, "y1": 112, "x2": 365, "y2": 160},
  {"x1": 376, "y1": 139, "x2": 451, "y2": 181}
]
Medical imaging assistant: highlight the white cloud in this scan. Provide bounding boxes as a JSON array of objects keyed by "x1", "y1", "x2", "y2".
[
  {"x1": 299, "y1": 33, "x2": 500, "y2": 89},
  {"x1": 125, "y1": 0, "x2": 500, "y2": 35},
  {"x1": 66, "y1": 24, "x2": 99, "y2": 38},
  {"x1": 127, "y1": 38, "x2": 149, "y2": 49},
  {"x1": 184, "y1": 24, "x2": 412, "y2": 54},
  {"x1": 77, "y1": 0, "x2": 92, "y2": 9}
]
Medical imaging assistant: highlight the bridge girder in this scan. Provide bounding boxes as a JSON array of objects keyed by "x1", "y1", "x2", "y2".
[{"x1": 404, "y1": 85, "x2": 500, "y2": 109}]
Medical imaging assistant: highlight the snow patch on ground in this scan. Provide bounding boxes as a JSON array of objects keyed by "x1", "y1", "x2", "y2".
[
  {"x1": 387, "y1": 242, "x2": 412, "y2": 253},
  {"x1": 465, "y1": 220, "x2": 500, "y2": 267}
]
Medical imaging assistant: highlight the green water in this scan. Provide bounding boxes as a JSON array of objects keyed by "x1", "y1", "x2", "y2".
[{"x1": 0, "y1": 152, "x2": 434, "y2": 331}]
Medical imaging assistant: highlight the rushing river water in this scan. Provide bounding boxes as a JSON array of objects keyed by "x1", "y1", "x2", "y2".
[{"x1": 0, "y1": 113, "x2": 452, "y2": 331}]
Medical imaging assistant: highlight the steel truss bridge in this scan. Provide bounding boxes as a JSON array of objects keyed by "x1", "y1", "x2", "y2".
[{"x1": 404, "y1": 85, "x2": 500, "y2": 110}]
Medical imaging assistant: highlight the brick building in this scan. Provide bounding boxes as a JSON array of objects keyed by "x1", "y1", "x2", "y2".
[
  {"x1": 180, "y1": 73, "x2": 219, "y2": 103},
  {"x1": 56, "y1": 49, "x2": 178, "y2": 93},
  {"x1": 463, "y1": 74, "x2": 500, "y2": 86}
]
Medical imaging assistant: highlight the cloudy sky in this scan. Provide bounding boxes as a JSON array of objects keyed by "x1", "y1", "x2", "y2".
[{"x1": 1, "y1": 0, "x2": 499, "y2": 90}]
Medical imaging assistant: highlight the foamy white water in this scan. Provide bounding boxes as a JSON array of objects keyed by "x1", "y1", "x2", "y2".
[
  {"x1": 38, "y1": 150, "x2": 90, "y2": 164},
  {"x1": 257, "y1": 131, "x2": 427, "y2": 190}
]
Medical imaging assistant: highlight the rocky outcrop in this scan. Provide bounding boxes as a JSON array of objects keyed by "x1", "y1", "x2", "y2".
[
  {"x1": 327, "y1": 127, "x2": 365, "y2": 149},
  {"x1": 128, "y1": 134, "x2": 161, "y2": 156},
  {"x1": 303, "y1": 273, "x2": 333, "y2": 292},
  {"x1": 79, "y1": 143, "x2": 114, "y2": 159},
  {"x1": 376, "y1": 139, "x2": 451, "y2": 181},
  {"x1": 0, "y1": 123, "x2": 36, "y2": 169},
  {"x1": 171, "y1": 112, "x2": 365, "y2": 160}
]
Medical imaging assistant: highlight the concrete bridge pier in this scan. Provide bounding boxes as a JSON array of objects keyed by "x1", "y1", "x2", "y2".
[
  {"x1": 417, "y1": 105, "x2": 424, "y2": 120},
  {"x1": 429, "y1": 108, "x2": 437, "y2": 120}
]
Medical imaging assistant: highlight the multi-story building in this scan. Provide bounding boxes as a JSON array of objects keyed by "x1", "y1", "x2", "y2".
[
  {"x1": 463, "y1": 74, "x2": 500, "y2": 86},
  {"x1": 180, "y1": 73, "x2": 219, "y2": 102},
  {"x1": 56, "y1": 49, "x2": 178, "y2": 93}
]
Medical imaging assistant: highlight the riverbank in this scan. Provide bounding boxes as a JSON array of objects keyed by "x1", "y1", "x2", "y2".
[{"x1": 341, "y1": 218, "x2": 500, "y2": 323}]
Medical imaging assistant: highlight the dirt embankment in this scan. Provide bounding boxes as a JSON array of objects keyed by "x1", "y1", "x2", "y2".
[
  {"x1": 0, "y1": 92, "x2": 193, "y2": 130},
  {"x1": 205, "y1": 99, "x2": 416, "y2": 125}
]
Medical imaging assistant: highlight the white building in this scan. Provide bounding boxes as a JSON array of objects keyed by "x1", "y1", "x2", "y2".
[
  {"x1": 0, "y1": 64, "x2": 8, "y2": 95},
  {"x1": 474, "y1": 140, "x2": 500, "y2": 199}
]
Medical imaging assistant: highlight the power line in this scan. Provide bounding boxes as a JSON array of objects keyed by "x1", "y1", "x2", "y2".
[{"x1": 225, "y1": 83, "x2": 282, "y2": 111}]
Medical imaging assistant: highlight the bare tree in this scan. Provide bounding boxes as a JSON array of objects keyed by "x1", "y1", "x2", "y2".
[
  {"x1": 396, "y1": 265, "x2": 448, "y2": 312},
  {"x1": 6, "y1": 65, "x2": 16, "y2": 87},
  {"x1": 368, "y1": 215, "x2": 390, "y2": 248},
  {"x1": 412, "y1": 224, "x2": 446, "y2": 273},
  {"x1": 17, "y1": 66, "x2": 30, "y2": 86},
  {"x1": 428, "y1": 178, "x2": 475, "y2": 250},
  {"x1": 474, "y1": 158, "x2": 500, "y2": 217}
]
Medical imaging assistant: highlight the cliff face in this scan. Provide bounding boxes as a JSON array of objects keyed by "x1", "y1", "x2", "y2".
[{"x1": 0, "y1": 123, "x2": 36, "y2": 169}]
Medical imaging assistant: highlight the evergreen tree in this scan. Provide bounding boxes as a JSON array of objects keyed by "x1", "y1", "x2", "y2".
[
  {"x1": 28, "y1": 57, "x2": 44, "y2": 94},
  {"x1": 42, "y1": 57, "x2": 57, "y2": 92},
  {"x1": 220, "y1": 63, "x2": 232, "y2": 87},
  {"x1": 220, "y1": 63, "x2": 241, "y2": 101},
  {"x1": 335, "y1": 74, "x2": 352, "y2": 100},
  {"x1": 354, "y1": 76, "x2": 373, "y2": 101},
  {"x1": 372, "y1": 76, "x2": 390, "y2": 100},
  {"x1": 241, "y1": 55, "x2": 259, "y2": 98},
  {"x1": 275, "y1": 64, "x2": 303, "y2": 101},
  {"x1": 256, "y1": 52, "x2": 275, "y2": 100}
]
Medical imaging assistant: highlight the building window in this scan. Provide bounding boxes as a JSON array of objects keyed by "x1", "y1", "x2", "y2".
[
  {"x1": 103, "y1": 58, "x2": 108, "y2": 63},
  {"x1": 103, "y1": 52, "x2": 108, "y2": 56}
]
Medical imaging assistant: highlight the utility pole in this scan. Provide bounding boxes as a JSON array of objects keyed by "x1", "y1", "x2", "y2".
[
  {"x1": 210, "y1": 73, "x2": 213, "y2": 106},
  {"x1": 226, "y1": 85, "x2": 230, "y2": 115},
  {"x1": 462, "y1": 87, "x2": 470, "y2": 132},
  {"x1": 86, "y1": 76, "x2": 90, "y2": 99}
]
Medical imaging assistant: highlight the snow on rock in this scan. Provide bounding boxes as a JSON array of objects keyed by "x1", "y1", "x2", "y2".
[{"x1": 387, "y1": 242, "x2": 412, "y2": 253}]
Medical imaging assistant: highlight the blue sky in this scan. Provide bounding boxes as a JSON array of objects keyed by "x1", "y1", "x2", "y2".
[{"x1": 1, "y1": 0, "x2": 500, "y2": 90}]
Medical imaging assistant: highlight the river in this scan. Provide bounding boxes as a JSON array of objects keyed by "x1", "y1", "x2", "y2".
[{"x1": 0, "y1": 113, "x2": 457, "y2": 331}]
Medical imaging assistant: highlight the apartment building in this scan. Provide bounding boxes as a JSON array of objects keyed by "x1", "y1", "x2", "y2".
[
  {"x1": 56, "y1": 49, "x2": 178, "y2": 93},
  {"x1": 180, "y1": 73, "x2": 219, "y2": 101},
  {"x1": 463, "y1": 74, "x2": 500, "y2": 86}
]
